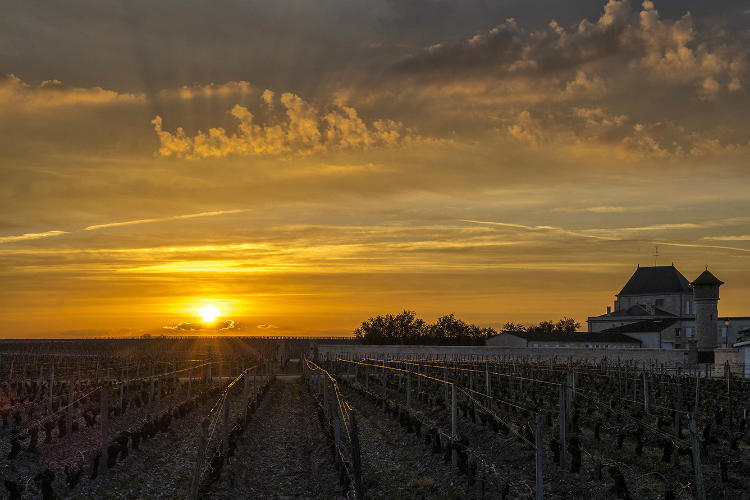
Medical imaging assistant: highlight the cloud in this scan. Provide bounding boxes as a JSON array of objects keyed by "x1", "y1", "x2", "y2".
[
  {"x1": 218, "y1": 320, "x2": 243, "y2": 331},
  {"x1": 461, "y1": 215, "x2": 750, "y2": 246},
  {"x1": 553, "y1": 205, "x2": 657, "y2": 213},
  {"x1": 460, "y1": 219, "x2": 617, "y2": 241},
  {"x1": 702, "y1": 235, "x2": 750, "y2": 241},
  {"x1": 506, "y1": 111, "x2": 545, "y2": 146},
  {"x1": 152, "y1": 91, "x2": 420, "y2": 159},
  {"x1": 0, "y1": 74, "x2": 143, "y2": 110},
  {"x1": 498, "y1": 105, "x2": 750, "y2": 160},
  {"x1": 83, "y1": 209, "x2": 249, "y2": 231},
  {"x1": 162, "y1": 322, "x2": 202, "y2": 331},
  {"x1": 256, "y1": 323, "x2": 279, "y2": 330},
  {"x1": 0, "y1": 230, "x2": 68, "y2": 244},
  {"x1": 159, "y1": 81, "x2": 253, "y2": 100},
  {"x1": 392, "y1": 1, "x2": 747, "y2": 98}
]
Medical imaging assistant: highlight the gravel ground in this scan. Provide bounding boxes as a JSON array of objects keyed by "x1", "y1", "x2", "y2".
[
  {"x1": 0, "y1": 382, "x2": 231, "y2": 499},
  {"x1": 341, "y1": 384, "x2": 470, "y2": 499},
  {"x1": 208, "y1": 378, "x2": 343, "y2": 499}
]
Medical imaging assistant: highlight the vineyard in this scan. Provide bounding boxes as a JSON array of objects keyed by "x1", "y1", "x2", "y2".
[{"x1": 1, "y1": 339, "x2": 749, "y2": 499}]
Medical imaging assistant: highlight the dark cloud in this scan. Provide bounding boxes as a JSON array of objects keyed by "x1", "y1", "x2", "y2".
[{"x1": 391, "y1": 0, "x2": 747, "y2": 96}]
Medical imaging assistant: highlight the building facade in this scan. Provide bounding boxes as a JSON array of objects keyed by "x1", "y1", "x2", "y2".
[
  {"x1": 587, "y1": 265, "x2": 750, "y2": 350},
  {"x1": 487, "y1": 331, "x2": 641, "y2": 349}
]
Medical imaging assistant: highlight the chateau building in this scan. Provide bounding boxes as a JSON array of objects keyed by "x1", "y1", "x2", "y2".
[{"x1": 588, "y1": 265, "x2": 750, "y2": 350}]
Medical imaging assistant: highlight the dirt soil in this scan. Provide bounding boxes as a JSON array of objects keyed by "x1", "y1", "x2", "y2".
[{"x1": 207, "y1": 378, "x2": 343, "y2": 499}]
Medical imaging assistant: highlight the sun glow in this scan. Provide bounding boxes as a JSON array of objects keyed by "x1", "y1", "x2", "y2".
[{"x1": 198, "y1": 305, "x2": 220, "y2": 322}]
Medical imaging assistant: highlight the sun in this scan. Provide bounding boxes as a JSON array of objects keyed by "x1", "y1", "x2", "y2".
[{"x1": 198, "y1": 305, "x2": 220, "y2": 323}]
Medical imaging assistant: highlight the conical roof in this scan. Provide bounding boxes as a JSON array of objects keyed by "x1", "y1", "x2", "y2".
[{"x1": 691, "y1": 269, "x2": 724, "y2": 287}]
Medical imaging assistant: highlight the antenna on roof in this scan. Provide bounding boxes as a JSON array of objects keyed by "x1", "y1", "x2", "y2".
[{"x1": 653, "y1": 246, "x2": 659, "y2": 266}]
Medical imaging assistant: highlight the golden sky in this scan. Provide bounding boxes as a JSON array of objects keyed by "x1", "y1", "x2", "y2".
[{"x1": 1, "y1": 0, "x2": 749, "y2": 337}]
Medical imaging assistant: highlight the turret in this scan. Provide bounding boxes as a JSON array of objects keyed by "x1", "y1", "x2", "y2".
[{"x1": 691, "y1": 269, "x2": 723, "y2": 351}]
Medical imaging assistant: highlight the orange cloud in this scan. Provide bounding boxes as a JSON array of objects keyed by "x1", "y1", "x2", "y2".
[
  {"x1": 0, "y1": 230, "x2": 68, "y2": 244},
  {"x1": 0, "y1": 74, "x2": 142, "y2": 110},
  {"x1": 152, "y1": 91, "x2": 420, "y2": 159}
]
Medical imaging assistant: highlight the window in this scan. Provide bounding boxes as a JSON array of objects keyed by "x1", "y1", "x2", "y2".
[
  {"x1": 685, "y1": 327, "x2": 693, "y2": 338},
  {"x1": 722, "y1": 327, "x2": 727, "y2": 338},
  {"x1": 675, "y1": 343, "x2": 682, "y2": 349},
  {"x1": 663, "y1": 342, "x2": 673, "y2": 349},
  {"x1": 533, "y1": 343, "x2": 539, "y2": 348},
  {"x1": 675, "y1": 328, "x2": 681, "y2": 337}
]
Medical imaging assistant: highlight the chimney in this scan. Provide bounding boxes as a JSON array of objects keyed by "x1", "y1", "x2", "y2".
[{"x1": 606, "y1": 306, "x2": 611, "y2": 315}]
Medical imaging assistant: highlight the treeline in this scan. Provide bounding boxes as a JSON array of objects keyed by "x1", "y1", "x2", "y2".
[
  {"x1": 354, "y1": 311, "x2": 496, "y2": 345},
  {"x1": 500, "y1": 317, "x2": 581, "y2": 334},
  {"x1": 353, "y1": 311, "x2": 583, "y2": 345}
]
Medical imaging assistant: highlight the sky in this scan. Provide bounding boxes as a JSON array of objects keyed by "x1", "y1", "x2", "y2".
[{"x1": 1, "y1": 0, "x2": 749, "y2": 337}]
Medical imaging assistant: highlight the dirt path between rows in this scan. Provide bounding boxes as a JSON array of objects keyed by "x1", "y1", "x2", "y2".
[
  {"x1": 342, "y1": 386, "x2": 470, "y2": 499},
  {"x1": 208, "y1": 378, "x2": 342, "y2": 499}
]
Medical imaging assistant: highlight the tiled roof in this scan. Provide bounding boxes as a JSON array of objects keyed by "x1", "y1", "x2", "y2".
[
  {"x1": 498, "y1": 331, "x2": 641, "y2": 344},
  {"x1": 602, "y1": 319, "x2": 678, "y2": 334},
  {"x1": 618, "y1": 266, "x2": 691, "y2": 296},
  {"x1": 590, "y1": 305, "x2": 677, "y2": 319}
]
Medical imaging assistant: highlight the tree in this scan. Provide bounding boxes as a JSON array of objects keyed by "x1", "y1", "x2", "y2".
[
  {"x1": 353, "y1": 310, "x2": 426, "y2": 345},
  {"x1": 354, "y1": 311, "x2": 495, "y2": 345},
  {"x1": 554, "y1": 317, "x2": 580, "y2": 334},
  {"x1": 501, "y1": 322, "x2": 525, "y2": 334}
]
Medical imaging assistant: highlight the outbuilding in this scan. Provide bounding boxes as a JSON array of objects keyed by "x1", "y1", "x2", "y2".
[{"x1": 486, "y1": 331, "x2": 642, "y2": 349}]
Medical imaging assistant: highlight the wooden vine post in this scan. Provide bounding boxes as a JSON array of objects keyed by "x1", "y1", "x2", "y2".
[
  {"x1": 559, "y1": 384, "x2": 567, "y2": 468},
  {"x1": 535, "y1": 413, "x2": 544, "y2": 500},
  {"x1": 253, "y1": 366, "x2": 257, "y2": 405},
  {"x1": 451, "y1": 383, "x2": 458, "y2": 467},
  {"x1": 99, "y1": 383, "x2": 110, "y2": 474},
  {"x1": 242, "y1": 369, "x2": 251, "y2": 424},
  {"x1": 222, "y1": 397, "x2": 230, "y2": 455},
  {"x1": 689, "y1": 413, "x2": 706, "y2": 500},
  {"x1": 675, "y1": 380, "x2": 682, "y2": 438},
  {"x1": 350, "y1": 413, "x2": 365, "y2": 500},
  {"x1": 323, "y1": 374, "x2": 329, "y2": 418},
  {"x1": 66, "y1": 382, "x2": 74, "y2": 436},
  {"x1": 191, "y1": 418, "x2": 209, "y2": 500},
  {"x1": 406, "y1": 370, "x2": 412, "y2": 410},
  {"x1": 485, "y1": 362, "x2": 491, "y2": 409},
  {"x1": 382, "y1": 364, "x2": 387, "y2": 409},
  {"x1": 443, "y1": 367, "x2": 450, "y2": 402}
]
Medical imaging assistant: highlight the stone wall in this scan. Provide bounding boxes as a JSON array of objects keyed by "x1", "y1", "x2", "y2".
[
  {"x1": 714, "y1": 348, "x2": 750, "y2": 378},
  {"x1": 317, "y1": 344, "x2": 689, "y2": 365}
]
